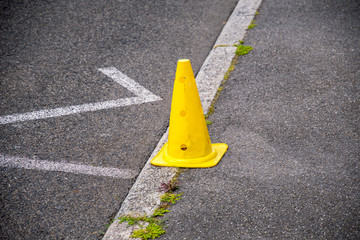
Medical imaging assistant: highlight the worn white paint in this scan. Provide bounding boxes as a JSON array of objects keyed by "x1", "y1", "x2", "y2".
[
  {"x1": 0, "y1": 154, "x2": 138, "y2": 179},
  {"x1": 0, "y1": 68, "x2": 161, "y2": 125},
  {"x1": 98, "y1": 67, "x2": 161, "y2": 102}
]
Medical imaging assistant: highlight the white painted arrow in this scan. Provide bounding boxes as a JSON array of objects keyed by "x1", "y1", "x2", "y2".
[{"x1": 0, "y1": 67, "x2": 162, "y2": 125}]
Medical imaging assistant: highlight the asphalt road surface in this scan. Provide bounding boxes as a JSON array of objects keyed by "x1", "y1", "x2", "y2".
[{"x1": 0, "y1": 0, "x2": 238, "y2": 239}]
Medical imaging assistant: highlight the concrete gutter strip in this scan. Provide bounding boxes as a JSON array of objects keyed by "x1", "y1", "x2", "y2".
[
  {"x1": 214, "y1": 0, "x2": 262, "y2": 46},
  {"x1": 197, "y1": 46, "x2": 237, "y2": 113},
  {"x1": 102, "y1": 0, "x2": 263, "y2": 239}
]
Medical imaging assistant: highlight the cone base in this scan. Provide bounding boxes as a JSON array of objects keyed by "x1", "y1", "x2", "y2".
[{"x1": 151, "y1": 143, "x2": 228, "y2": 168}]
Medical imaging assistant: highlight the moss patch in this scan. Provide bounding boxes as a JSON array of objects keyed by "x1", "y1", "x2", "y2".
[
  {"x1": 248, "y1": 20, "x2": 257, "y2": 29},
  {"x1": 248, "y1": 23, "x2": 257, "y2": 29},
  {"x1": 131, "y1": 223, "x2": 166, "y2": 240},
  {"x1": 160, "y1": 192, "x2": 183, "y2": 204},
  {"x1": 119, "y1": 214, "x2": 166, "y2": 240},
  {"x1": 235, "y1": 44, "x2": 253, "y2": 56}
]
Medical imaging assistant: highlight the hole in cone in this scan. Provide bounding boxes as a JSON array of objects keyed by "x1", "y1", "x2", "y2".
[
  {"x1": 180, "y1": 110, "x2": 186, "y2": 117},
  {"x1": 180, "y1": 144, "x2": 187, "y2": 151}
]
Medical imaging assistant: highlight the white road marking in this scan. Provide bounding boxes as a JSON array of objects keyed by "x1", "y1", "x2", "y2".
[
  {"x1": 0, "y1": 154, "x2": 138, "y2": 179},
  {"x1": 98, "y1": 67, "x2": 161, "y2": 102},
  {"x1": 0, "y1": 68, "x2": 162, "y2": 125}
]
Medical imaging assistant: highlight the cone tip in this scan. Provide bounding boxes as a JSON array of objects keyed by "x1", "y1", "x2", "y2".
[
  {"x1": 176, "y1": 59, "x2": 193, "y2": 76},
  {"x1": 178, "y1": 59, "x2": 190, "y2": 63}
]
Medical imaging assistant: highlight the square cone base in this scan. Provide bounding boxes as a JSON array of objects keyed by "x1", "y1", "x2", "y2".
[{"x1": 151, "y1": 143, "x2": 228, "y2": 168}]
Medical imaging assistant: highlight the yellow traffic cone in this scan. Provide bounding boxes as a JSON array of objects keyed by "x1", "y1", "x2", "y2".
[{"x1": 151, "y1": 59, "x2": 228, "y2": 168}]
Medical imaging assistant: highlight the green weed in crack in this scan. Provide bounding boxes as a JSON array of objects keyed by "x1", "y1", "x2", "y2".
[{"x1": 118, "y1": 168, "x2": 184, "y2": 239}]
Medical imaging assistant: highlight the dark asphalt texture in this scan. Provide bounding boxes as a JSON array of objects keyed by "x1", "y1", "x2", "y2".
[
  {"x1": 159, "y1": 0, "x2": 360, "y2": 239},
  {"x1": 0, "y1": 0, "x2": 238, "y2": 239}
]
